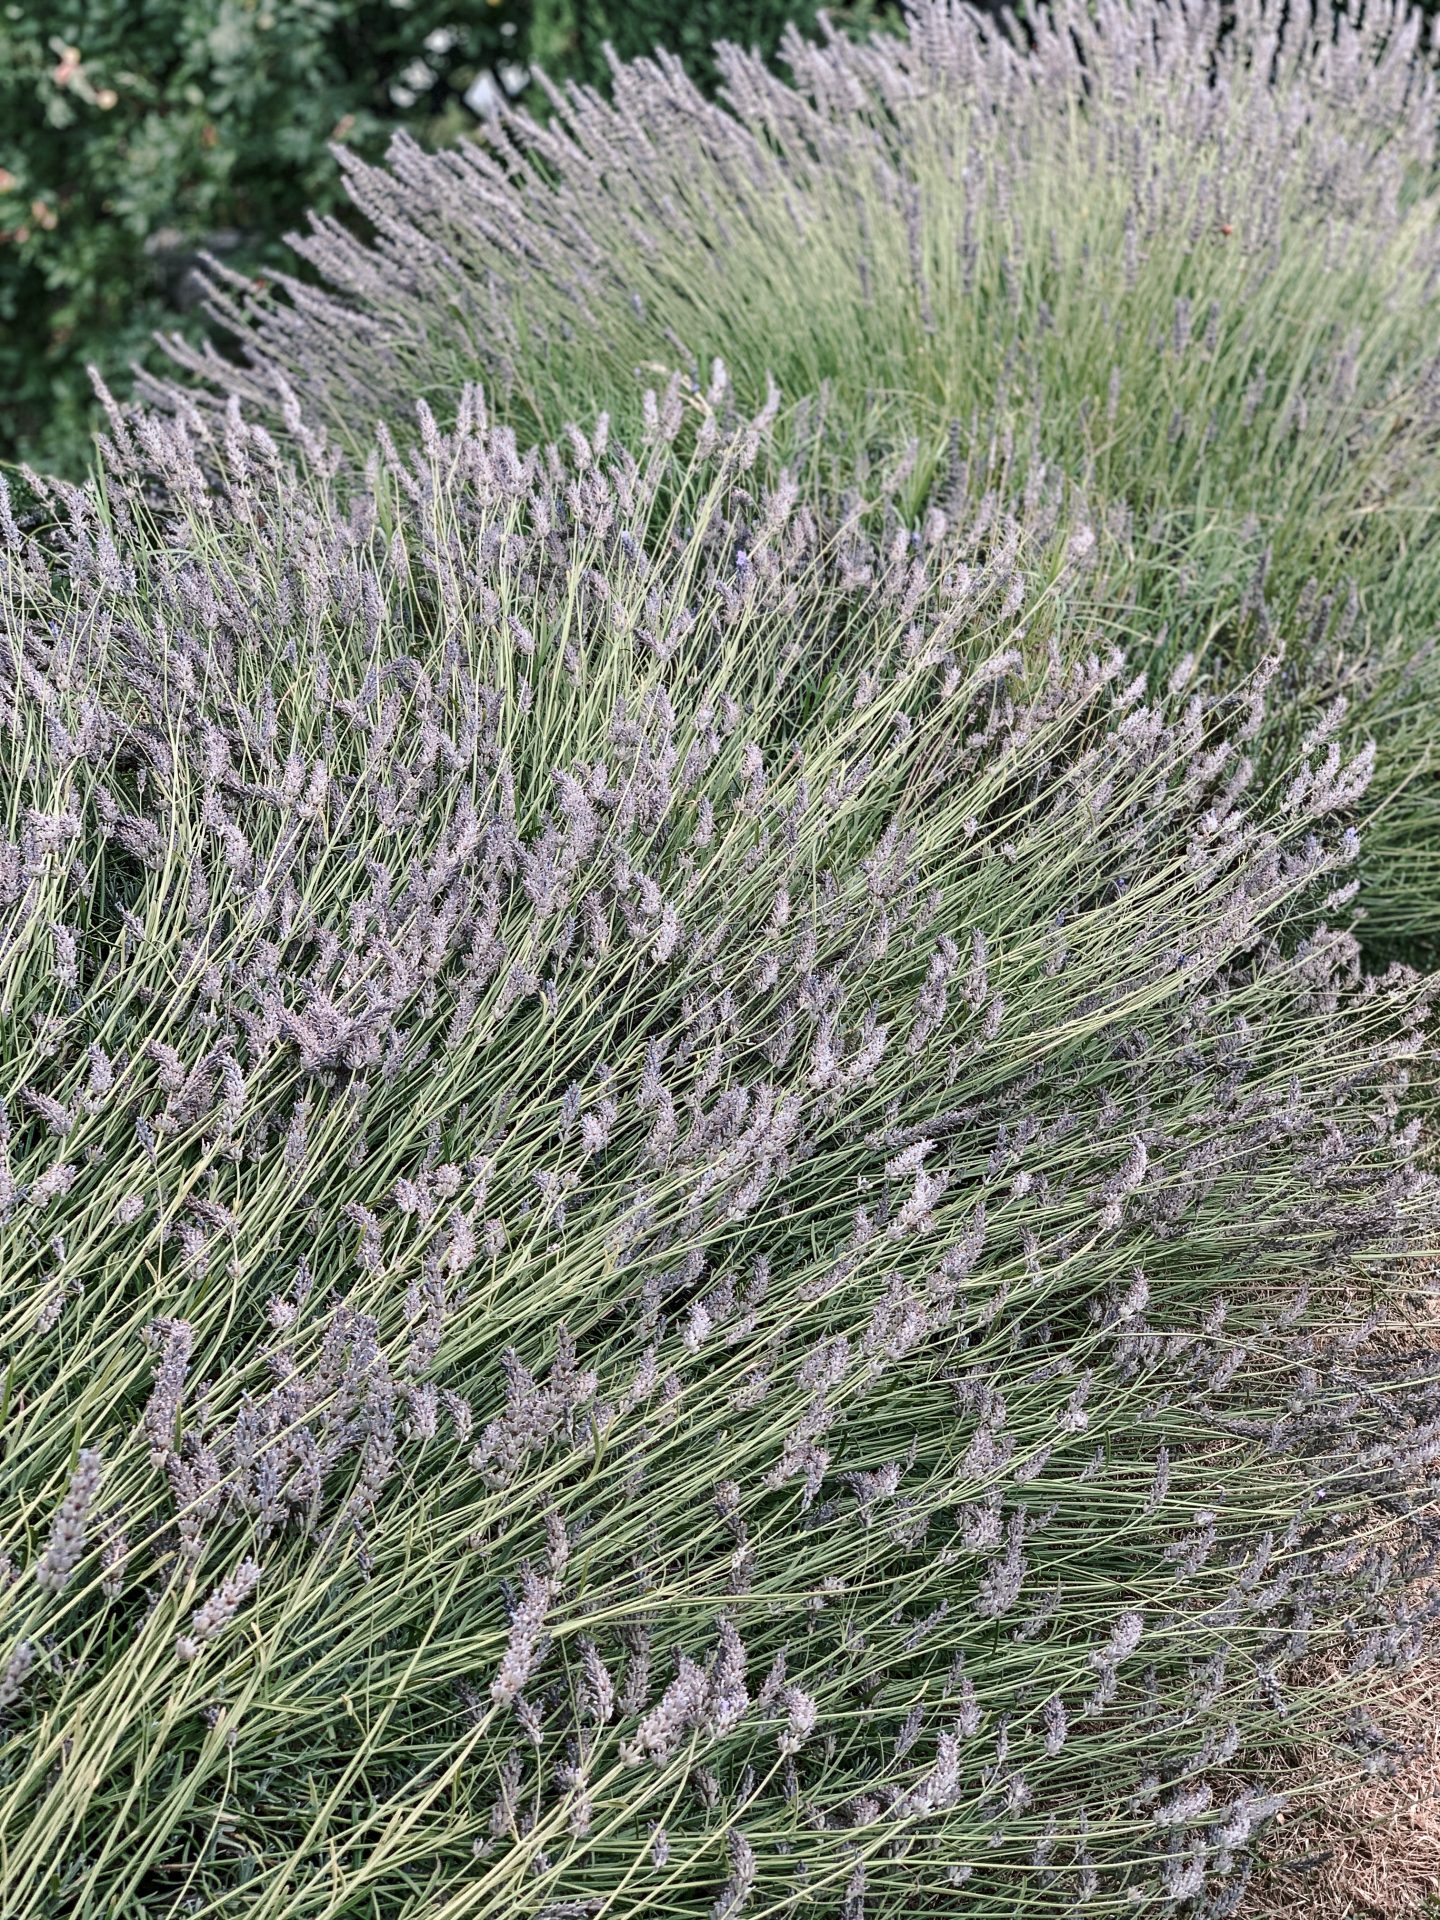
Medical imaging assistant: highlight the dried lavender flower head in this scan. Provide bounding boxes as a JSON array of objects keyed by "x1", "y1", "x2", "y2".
[
  {"x1": 34, "y1": 1450, "x2": 103, "y2": 1596},
  {"x1": 176, "y1": 1558, "x2": 261, "y2": 1662}
]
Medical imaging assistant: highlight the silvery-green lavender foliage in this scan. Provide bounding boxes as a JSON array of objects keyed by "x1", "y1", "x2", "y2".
[
  {"x1": 145, "y1": 0, "x2": 1440, "y2": 953},
  {"x1": 0, "y1": 386, "x2": 1436, "y2": 1920}
]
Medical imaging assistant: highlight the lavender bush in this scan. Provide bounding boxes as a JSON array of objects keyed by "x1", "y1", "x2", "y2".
[
  {"x1": 145, "y1": 0, "x2": 1440, "y2": 954},
  {"x1": 0, "y1": 382, "x2": 1435, "y2": 1917}
]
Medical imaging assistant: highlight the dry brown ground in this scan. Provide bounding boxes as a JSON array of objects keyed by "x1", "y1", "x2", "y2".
[
  {"x1": 1241, "y1": 1279, "x2": 1439, "y2": 1919},
  {"x1": 1240, "y1": 1635, "x2": 1439, "y2": 1918}
]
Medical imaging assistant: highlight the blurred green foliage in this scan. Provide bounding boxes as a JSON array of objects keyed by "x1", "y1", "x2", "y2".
[
  {"x1": 0, "y1": 0, "x2": 534, "y2": 475},
  {"x1": 568, "y1": 0, "x2": 823, "y2": 93}
]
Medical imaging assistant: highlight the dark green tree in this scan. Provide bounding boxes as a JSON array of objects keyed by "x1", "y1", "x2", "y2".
[
  {"x1": 0, "y1": 0, "x2": 530, "y2": 474},
  {"x1": 568, "y1": 0, "x2": 825, "y2": 92}
]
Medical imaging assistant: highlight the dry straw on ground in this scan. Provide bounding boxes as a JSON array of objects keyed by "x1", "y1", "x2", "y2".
[
  {"x1": 1244, "y1": 1285, "x2": 1440, "y2": 1920},
  {"x1": 1242, "y1": 1637, "x2": 1439, "y2": 1918}
]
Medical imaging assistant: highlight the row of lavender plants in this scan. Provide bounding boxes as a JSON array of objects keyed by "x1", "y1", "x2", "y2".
[
  {"x1": 2, "y1": 2, "x2": 1439, "y2": 1917},
  {"x1": 151, "y1": 0, "x2": 1440, "y2": 956}
]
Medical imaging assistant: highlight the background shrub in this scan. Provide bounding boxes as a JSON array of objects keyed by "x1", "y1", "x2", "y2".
[
  {"x1": 0, "y1": 0, "x2": 533, "y2": 475},
  {"x1": 566, "y1": 0, "x2": 823, "y2": 93}
]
